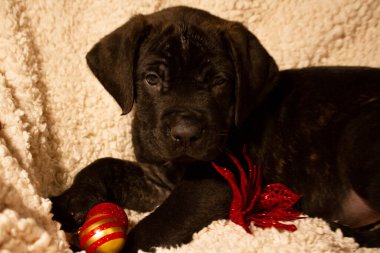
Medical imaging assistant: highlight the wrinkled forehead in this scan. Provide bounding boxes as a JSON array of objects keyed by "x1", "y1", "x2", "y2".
[{"x1": 139, "y1": 23, "x2": 228, "y2": 64}]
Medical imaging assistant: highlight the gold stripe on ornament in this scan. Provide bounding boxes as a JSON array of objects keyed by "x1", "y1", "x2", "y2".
[
  {"x1": 84, "y1": 227, "x2": 124, "y2": 249},
  {"x1": 96, "y1": 238, "x2": 125, "y2": 253},
  {"x1": 80, "y1": 217, "x2": 119, "y2": 239}
]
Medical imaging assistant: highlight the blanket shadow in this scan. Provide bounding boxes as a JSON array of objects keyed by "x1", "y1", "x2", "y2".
[{"x1": 9, "y1": 2, "x2": 71, "y2": 196}]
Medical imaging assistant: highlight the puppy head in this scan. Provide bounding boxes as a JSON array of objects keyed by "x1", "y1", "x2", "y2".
[{"x1": 86, "y1": 6, "x2": 278, "y2": 162}]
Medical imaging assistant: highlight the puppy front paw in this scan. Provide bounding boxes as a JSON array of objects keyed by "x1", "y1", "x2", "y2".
[
  {"x1": 50, "y1": 186, "x2": 105, "y2": 233},
  {"x1": 50, "y1": 194, "x2": 87, "y2": 232}
]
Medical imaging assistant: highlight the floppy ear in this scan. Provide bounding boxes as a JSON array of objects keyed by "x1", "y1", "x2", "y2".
[
  {"x1": 86, "y1": 15, "x2": 149, "y2": 115},
  {"x1": 225, "y1": 23, "x2": 279, "y2": 127}
]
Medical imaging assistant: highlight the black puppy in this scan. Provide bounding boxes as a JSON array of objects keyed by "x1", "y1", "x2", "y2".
[{"x1": 51, "y1": 6, "x2": 380, "y2": 252}]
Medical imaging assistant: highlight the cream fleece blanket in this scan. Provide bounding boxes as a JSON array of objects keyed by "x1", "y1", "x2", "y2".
[{"x1": 0, "y1": 0, "x2": 379, "y2": 252}]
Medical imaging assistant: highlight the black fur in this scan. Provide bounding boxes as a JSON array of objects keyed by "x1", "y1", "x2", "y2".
[{"x1": 51, "y1": 6, "x2": 380, "y2": 252}]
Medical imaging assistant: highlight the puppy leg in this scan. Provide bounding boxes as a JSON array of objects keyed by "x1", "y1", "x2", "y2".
[
  {"x1": 50, "y1": 158, "x2": 173, "y2": 232},
  {"x1": 123, "y1": 166, "x2": 231, "y2": 253},
  {"x1": 347, "y1": 109, "x2": 380, "y2": 214},
  {"x1": 338, "y1": 109, "x2": 380, "y2": 247}
]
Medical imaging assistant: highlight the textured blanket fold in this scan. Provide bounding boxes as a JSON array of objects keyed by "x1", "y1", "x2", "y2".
[{"x1": 0, "y1": 0, "x2": 379, "y2": 252}]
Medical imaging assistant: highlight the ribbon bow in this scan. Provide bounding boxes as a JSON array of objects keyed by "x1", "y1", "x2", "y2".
[{"x1": 212, "y1": 147, "x2": 302, "y2": 233}]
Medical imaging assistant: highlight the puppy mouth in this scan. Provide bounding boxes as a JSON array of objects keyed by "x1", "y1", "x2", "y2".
[
  {"x1": 167, "y1": 148, "x2": 222, "y2": 162},
  {"x1": 176, "y1": 146, "x2": 222, "y2": 161}
]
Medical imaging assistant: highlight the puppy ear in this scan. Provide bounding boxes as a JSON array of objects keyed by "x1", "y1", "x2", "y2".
[
  {"x1": 225, "y1": 23, "x2": 279, "y2": 127},
  {"x1": 86, "y1": 15, "x2": 149, "y2": 115}
]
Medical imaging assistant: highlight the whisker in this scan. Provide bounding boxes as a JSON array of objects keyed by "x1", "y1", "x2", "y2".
[
  {"x1": 215, "y1": 130, "x2": 231, "y2": 137},
  {"x1": 216, "y1": 133, "x2": 229, "y2": 137}
]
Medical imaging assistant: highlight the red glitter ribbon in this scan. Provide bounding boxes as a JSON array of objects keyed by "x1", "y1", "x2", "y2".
[{"x1": 212, "y1": 147, "x2": 302, "y2": 233}]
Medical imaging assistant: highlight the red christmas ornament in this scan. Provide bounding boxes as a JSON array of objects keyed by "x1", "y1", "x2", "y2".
[
  {"x1": 212, "y1": 146, "x2": 302, "y2": 233},
  {"x1": 79, "y1": 203, "x2": 128, "y2": 253}
]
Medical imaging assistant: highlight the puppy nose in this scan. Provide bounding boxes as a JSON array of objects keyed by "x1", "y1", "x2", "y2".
[{"x1": 170, "y1": 123, "x2": 203, "y2": 144}]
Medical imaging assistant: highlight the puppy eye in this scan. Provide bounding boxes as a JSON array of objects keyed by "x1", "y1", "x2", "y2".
[
  {"x1": 213, "y1": 76, "x2": 228, "y2": 86},
  {"x1": 145, "y1": 73, "x2": 161, "y2": 86}
]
